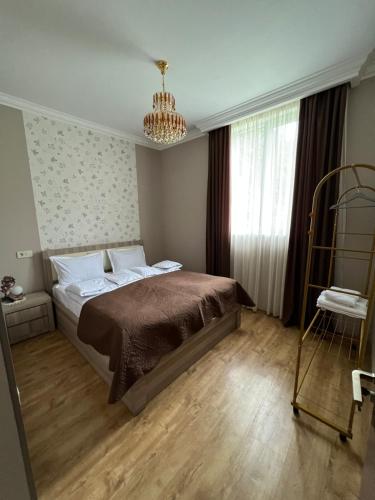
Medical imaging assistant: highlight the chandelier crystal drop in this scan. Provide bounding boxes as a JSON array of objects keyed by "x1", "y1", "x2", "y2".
[{"x1": 143, "y1": 60, "x2": 187, "y2": 145}]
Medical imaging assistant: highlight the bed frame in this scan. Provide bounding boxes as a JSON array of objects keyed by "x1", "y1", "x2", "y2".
[{"x1": 42, "y1": 241, "x2": 241, "y2": 415}]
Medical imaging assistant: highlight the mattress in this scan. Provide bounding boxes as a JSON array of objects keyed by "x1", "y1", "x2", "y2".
[{"x1": 53, "y1": 284, "x2": 92, "y2": 318}]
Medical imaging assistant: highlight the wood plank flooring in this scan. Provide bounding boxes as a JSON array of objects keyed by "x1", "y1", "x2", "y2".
[{"x1": 11, "y1": 310, "x2": 372, "y2": 500}]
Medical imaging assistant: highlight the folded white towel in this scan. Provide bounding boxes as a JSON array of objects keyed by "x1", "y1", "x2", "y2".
[
  {"x1": 162, "y1": 266, "x2": 182, "y2": 273},
  {"x1": 131, "y1": 266, "x2": 164, "y2": 278},
  {"x1": 324, "y1": 290, "x2": 360, "y2": 308},
  {"x1": 104, "y1": 271, "x2": 141, "y2": 286},
  {"x1": 153, "y1": 260, "x2": 183, "y2": 270},
  {"x1": 331, "y1": 286, "x2": 360, "y2": 296},
  {"x1": 317, "y1": 291, "x2": 368, "y2": 319},
  {"x1": 66, "y1": 278, "x2": 107, "y2": 297}
]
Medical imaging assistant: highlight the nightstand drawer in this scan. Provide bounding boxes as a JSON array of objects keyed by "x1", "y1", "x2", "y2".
[
  {"x1": 6, "y1": 304, "x2": 47, "y2": 327},
  {"x1": 8, "y1": 316, "x2": 50, "y2": 344}
]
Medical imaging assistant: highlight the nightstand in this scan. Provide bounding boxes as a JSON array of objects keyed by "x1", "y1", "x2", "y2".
[{"x1": 1, "y1": 291, "x2": 55, "y2": 344}]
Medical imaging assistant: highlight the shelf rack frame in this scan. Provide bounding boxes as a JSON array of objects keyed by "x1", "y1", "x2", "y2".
[{"x1": 291, "y1": 164, "x2": 375, "y2": 440}]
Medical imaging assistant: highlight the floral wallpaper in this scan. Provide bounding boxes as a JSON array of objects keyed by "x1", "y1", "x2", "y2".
[{"x1": 23, "y1": 112, "x2": 140, "y2": 250}]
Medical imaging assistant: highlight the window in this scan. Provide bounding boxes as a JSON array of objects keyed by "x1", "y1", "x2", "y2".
[
  {"x1": 230, "y1": 101, "x2": 299, "y2": 316},
  {"x1": 231, "y1": 102, "x2": 299, "y2": 237}
]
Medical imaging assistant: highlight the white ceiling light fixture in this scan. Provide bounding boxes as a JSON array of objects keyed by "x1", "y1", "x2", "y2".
[{"x1": 143, "y1": 60, "x2": 187, "y2": 145}]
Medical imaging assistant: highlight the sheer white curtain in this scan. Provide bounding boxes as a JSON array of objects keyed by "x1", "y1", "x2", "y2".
[{"x1": 230, "y1": 101, "x2": 299, "y2": 317}]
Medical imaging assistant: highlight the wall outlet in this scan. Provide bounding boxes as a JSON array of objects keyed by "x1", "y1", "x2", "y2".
[{"x1": 16, "y1": 250, "x2": 33, "y2": 259}]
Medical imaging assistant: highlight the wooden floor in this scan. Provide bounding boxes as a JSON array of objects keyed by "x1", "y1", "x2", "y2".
[{"x1": 12, "y1": 310, "x2": 372, "y2": 500}]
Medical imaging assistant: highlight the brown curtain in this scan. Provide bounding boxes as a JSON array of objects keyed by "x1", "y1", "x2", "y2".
[
  {"x1": 206, "y1": 125, "x2": 231, "y2": 277},
  {"x1": 282, "y1": 83, "x2": 348, "y2": 327}
]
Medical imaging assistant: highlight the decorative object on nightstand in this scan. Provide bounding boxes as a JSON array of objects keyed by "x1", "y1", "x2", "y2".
[
  {"x1": 1, "y1": 275, "x2": 16, "y2": 303},
  {"x1": 1, "y1": 291, "x2": 55, "y2": 344},
  {"x1": 1, "y1": 275, "x2": 24, "y2": 302},
  {"x1": 9, "y1": 285, "x2": 24, "y2": 301}
]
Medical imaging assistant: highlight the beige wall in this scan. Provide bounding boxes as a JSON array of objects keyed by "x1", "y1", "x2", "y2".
[
  {"x1": 160, "y1": 136, "x2": 208, "y2": 272},
  {"x1": 135, "y1": 145, "x2": 164, "y2": 264},
  {"x1": 344, "y1": 77, "x2": 375, "y2": 367},
  {"x1": 0, "y1": 106, "x2": 44, "y2": 293},
  {"x1": 347, "y1": 77, "x2": 375, "y2": 165},
  {"x1": 336, "y1": 77, "x2": 375, "y2": 292}
]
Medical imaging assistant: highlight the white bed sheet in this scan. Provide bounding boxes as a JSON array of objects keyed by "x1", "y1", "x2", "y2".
[
  {"x1": 52, "y1": 266, "x2": 178, "y2": 318},
  {"x1": 52, "y1": 283, "x2": 113, "y2": 318},
  {"x1": 53, "y1": 278, "x2": 123, "y2": 318}
]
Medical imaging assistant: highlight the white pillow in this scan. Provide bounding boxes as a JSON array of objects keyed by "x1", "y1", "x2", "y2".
[
  {"x1": 107, "y1": 246, "x2": 146, "y2": 273},
  {"x1": 153, "y1": 260, "x2": 182, "y2": 270},
  {"x1": 50, "y1": 252, "x2": 104, "y2": 287}
]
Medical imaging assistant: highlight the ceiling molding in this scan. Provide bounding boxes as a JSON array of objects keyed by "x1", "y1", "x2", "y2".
[
  {"x1": 0, "y1": 91, "x2": 155, "y2": 149},
  {"x1": 1, "y1": 50, "x2": 372, "y2": 150},
  {"x1": 359, "y1": 49, "x2": 375, "y2": 81},
  {"x1": 195, "y1": 54, "x2": 368, "y2": 132},
  {"x1": 0, "y1": 90, "x2": 206, "y2": 151}
]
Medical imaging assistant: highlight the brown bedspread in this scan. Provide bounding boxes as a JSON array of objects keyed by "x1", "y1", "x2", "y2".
[{"x1": 77, "y1": 271, "x2": 254, "y2": 403}]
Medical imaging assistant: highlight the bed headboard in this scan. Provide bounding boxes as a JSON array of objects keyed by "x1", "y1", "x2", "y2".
[{"x1": 42, "y1": 240, "x2": 143, "y2": 294}]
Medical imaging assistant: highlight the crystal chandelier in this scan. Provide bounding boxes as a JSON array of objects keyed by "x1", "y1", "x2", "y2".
[{"x1": 144, "y1": 60, "x2": 187, "y2": 145}]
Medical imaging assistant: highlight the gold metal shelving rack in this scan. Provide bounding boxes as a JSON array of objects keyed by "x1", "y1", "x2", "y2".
[{"x1": 292, "y1": 164, "x2": 375, "y2": 440}]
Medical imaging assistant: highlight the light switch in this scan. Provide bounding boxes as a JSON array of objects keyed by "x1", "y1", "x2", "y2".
[{"x1": 16, "y1": 250, "x2": 33, "y2": 259}]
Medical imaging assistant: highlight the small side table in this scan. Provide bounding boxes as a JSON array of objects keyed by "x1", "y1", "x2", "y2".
[{"x1": 1, "y1": 291, "x2": 55, "y2": 344}]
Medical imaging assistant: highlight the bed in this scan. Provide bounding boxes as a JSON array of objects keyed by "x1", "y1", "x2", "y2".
[{"x1": 42, "y1": 241, "x2": 252, "y2": 415}]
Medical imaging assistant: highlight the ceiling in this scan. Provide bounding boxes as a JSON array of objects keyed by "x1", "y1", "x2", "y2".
[{"x1": 1, "y1": 0, "x2": 375, "y2": 147}]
